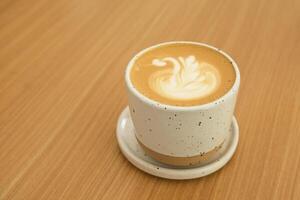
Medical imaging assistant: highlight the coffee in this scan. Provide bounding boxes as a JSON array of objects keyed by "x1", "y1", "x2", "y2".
[{"x1": 130, "y1": 43, "x2": 236, "y2": 106}]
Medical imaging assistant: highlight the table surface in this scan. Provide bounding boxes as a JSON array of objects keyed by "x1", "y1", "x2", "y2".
[{"x1": 1, "y1": 0, "x2": 300, "y2": 199}]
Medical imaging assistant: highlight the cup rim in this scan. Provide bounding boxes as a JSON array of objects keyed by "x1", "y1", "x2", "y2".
[{"x1": 125, "y1": 41, "x2": 240, "y2": 111}]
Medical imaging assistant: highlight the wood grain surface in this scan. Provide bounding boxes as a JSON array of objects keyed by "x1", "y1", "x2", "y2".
[{"x1": 0, "y1": 0, "x2": 300, "y2": 199}]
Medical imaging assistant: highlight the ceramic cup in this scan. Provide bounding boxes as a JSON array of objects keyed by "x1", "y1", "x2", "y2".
[{"x1": 125, "y1": 41, "x2": 240, "y2": 167}]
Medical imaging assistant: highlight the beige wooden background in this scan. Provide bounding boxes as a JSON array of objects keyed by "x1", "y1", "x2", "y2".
[{"x1": 0, "y1": 0, "x2": 300, "y2": 199}]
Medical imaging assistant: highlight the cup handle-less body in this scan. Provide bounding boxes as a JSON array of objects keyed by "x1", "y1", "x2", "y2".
[{"x1": 125, "y1": 41, "x2": 240, "y2": 166}]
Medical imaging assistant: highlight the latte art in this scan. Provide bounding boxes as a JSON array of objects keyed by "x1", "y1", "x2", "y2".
[
  {"x1": 149, "y1": 55, "x2": 220, "y2": 100},
  {"x1": 130, "y1": 43, "x2": 236, "y2": 106}
]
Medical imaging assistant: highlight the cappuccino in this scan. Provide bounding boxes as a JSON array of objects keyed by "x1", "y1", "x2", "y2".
[{"x1": 130, "y1": 43, "x2": 235, "y2": 106}]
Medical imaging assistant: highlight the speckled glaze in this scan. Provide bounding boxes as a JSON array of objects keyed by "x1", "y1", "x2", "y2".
[
  {"x1": 116, "y1": 107, "x2": 239, "y2": 179},
  {"x1": 125, "y1": 41, "x2": 240, "y2": 166}
]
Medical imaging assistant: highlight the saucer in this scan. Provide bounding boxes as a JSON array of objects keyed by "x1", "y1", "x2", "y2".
[{"x1": 116, "y1": 107, "x2": 239, "y2": 180}]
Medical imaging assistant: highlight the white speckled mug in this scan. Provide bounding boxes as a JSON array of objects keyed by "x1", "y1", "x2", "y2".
[{"x1": 125, "y1": 41, "x2": 240, "y2": 166}]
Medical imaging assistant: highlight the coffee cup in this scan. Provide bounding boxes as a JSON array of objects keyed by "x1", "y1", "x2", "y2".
[{"x1": 125, "y1": 41, "x2": 240, "y2": 166}]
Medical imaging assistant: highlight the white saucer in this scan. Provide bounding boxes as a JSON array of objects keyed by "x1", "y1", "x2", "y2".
[{"x1": 116, "y1": 107, "x2": 239, "y2": 180}]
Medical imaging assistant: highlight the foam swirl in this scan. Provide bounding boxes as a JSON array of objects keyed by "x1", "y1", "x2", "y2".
[{"x1": 149, "y1": 55, "x2": 220, "y2": 100}]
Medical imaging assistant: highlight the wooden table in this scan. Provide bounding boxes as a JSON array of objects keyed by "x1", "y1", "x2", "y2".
[{"x1": 1, "y1": 0, "x2": 299, "y2": 199}]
